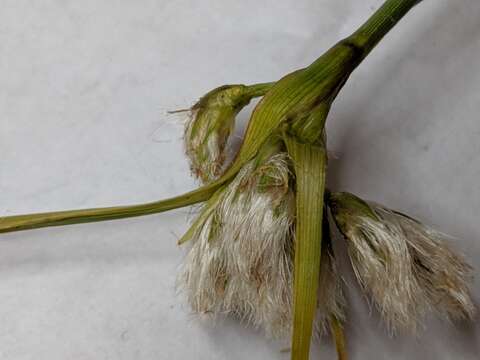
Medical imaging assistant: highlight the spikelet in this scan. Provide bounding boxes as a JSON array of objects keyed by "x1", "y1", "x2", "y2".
[
  {"x1": 179, "y1": 146, "x2": 344, "y2": 338},
  {"x1": 183, "y1": 85, "x2": 254, "y2": 183},
  {"x1": 328, "y1": 192, "x2": 475, "y2": 333}
]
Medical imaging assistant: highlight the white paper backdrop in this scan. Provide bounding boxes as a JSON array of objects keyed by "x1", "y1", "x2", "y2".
[{"x1": 1, "y1": 1, "x2": 479, "y2": 359}]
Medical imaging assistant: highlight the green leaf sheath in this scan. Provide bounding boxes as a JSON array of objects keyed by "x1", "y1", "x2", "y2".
[{"x1": 285, "y1": 135, "x2": 327, "y2": 360}]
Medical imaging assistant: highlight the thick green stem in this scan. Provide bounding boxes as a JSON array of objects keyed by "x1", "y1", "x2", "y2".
[{"x1": 285, "y1": 135, "x2": 327, "y2": 360}]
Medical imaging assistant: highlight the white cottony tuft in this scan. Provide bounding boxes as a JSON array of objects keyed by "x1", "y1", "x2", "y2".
[
  {"x1": 178, "y1": 149, "x2": 344, "y2": 339},
  {"x1": 389, "y1": 208, "x2": 476, "y2": 322},
  {"x1": 329, "y1": 192, "x2": 475, "y2": 333},
  {"x1": 342, "y1": 205, "x2": 423, "y2": 332}
]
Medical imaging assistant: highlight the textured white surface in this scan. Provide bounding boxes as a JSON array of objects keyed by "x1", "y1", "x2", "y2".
[{"x1": 0, "y1": 0, "x2": 479, "y2": 359}]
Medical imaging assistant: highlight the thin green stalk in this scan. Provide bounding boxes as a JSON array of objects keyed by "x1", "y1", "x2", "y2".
[
  {"x1": 244, "y1": 82, "x2": 275, "y2": 97},
  {"x1": 168, "y1": 81, "x2": 274, "y2": 114},
  {"x1": 285, "y1": 135, "x2": 327, "y2": 360},
  {"x1": 0, "y1": 183, "x2": 219, "y2": 234},
  {"x1": 330, "y1": 316, "x2": 348, "y2": 360}
]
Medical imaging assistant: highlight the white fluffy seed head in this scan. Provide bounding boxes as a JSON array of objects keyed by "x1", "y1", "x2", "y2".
[
  {"x1": 183, "y1": 85, "x2": 252, "y2": 183},
  {"x1": 178, "y1": 149, "x2": 344, "y2": 339},
  {"x1": 389, "y1": 210, "x2": 476, "y2": 322},
  {"x1": 329, "y1": 192, "x2": 475, "y2": 333}
]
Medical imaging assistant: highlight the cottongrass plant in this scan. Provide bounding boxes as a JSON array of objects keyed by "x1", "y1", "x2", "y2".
[{"x1": 0, "y1": 1, "x2": 475, "y2": 359}]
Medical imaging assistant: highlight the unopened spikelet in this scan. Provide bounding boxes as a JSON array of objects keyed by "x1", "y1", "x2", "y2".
[
  {"x1": 328, "y1": 192, "x2": 475, "y2": 333},
  {"x1": 183, "y1": 84, "x2": 264, "y2": 183},
  {"x1": 179, "y1": 143, "x2": 344, "y2": 338}
]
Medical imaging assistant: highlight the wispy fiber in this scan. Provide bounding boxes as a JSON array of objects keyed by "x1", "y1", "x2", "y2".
[
  {"x1": 329, "y1": 192, "x2": 475, "y2": 333},
  {"x1": 179, "y1": 151, "x2": 344, "y2": 338}
]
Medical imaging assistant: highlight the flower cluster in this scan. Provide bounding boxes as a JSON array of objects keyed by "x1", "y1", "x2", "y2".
[
  {"x1": 178, "y1": 87, "x2": 475, "y2": 340},
  {"x1": 179, "y1": 137, "x2": 344, "y2": 338},
  {"x1": 329, "y1": 192, "x2": 475, "y2": 333}
]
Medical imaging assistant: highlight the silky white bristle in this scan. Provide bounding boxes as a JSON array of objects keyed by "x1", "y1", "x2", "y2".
[
  {"x1": 338, "y1": 199, "x2": 475, "y2": 333},
  {"x1": 178, "y1": 152, "x2": 344, "y2": 339},
  {"x1": 343, "y1": 207, "x2": 422, "y2": 332},
  {"x1": 384, "y1": 208, "x2": 476, "y2": 322}
]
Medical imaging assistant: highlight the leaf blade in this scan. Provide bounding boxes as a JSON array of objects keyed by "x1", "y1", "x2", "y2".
[{"x1": 285, "y1": 135, "x2": 327, "y2": 360}]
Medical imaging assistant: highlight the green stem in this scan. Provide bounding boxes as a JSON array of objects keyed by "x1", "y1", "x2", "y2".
[
  {"x1": 285, "y1": 135, "x2": 327, "y2": 360},
  {"x1": 0, "y1": 184, "x2": 219, "y2": 234},
  {"x1": 244, "y1": 82, "x2": 275, "y2": 97},
  {"x1": 345, "y1": 0, "x2": 423, "y2": 59}
]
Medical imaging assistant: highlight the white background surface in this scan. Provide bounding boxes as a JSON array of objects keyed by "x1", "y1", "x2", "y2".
[{"x1": 1, "y1": 0, "x2": 479, "y2": 359}]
